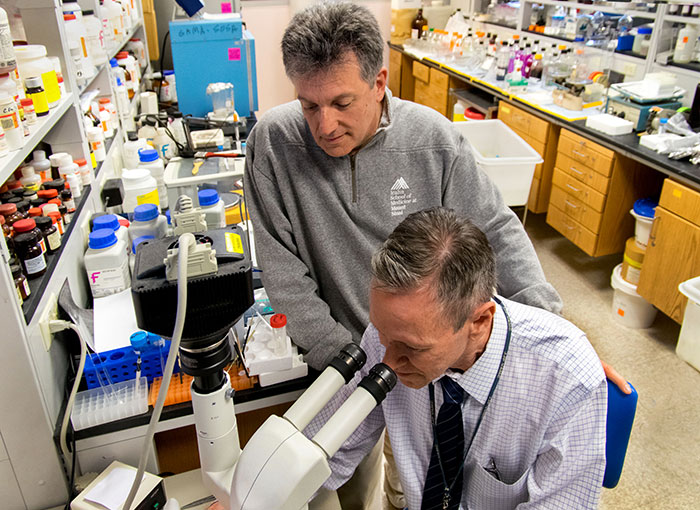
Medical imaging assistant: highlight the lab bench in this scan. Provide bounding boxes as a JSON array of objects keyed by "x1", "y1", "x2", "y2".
[{"x1": 389, "y1": 43, "x2": 700, "y2": 324}]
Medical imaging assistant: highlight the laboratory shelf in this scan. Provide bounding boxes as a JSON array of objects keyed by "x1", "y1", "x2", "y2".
[
  {"x1": 481, "y1": 20, "x2": 518, "y2": 31},
  {"x1": 107, "y1": 20, "x2": 143, "y2": 61},
  {"x1": 0, "y1": 93, "x2": 74, "y2": 184},
  {"x1": 521, "y1": 29, "x2": 647, "y2": 60},
  {"x1": 78, "y1": 63, "x2": 106, "y2": 96},
  {"x1": 524, "y1": 0, "x2": 658, "y2": 18},
  {"x1": 22, "y1": 134, "x2": 115, "y2": 323},
  {"x1": 667, "y1": 60, "x2": 700, "y2": 73},
  {"x1": 663, "y1": 14, "x2": 700, "y2": 26}
]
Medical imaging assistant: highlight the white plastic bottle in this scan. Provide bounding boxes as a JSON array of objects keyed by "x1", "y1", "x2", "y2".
[
  {"x1": 169, "y1": 112, "x2": 187, "y2": 147},
  {"x1": 153, "y1": 127, "x2": 175, "y2": 162},
  {"x1": 31, "y1": 150, "x2": 52, "y2": 181},
  {"x1": 85, "y1": 228, "x2": 131, "y2": 298},
  {"x1": 138, "y1": 147, "x2": 168, "y2": 209},
  {"x1": 128, "y1": 203, "x2": 168, "y2": 242},
  {"x1": 83, "y1": 10, "x2": 107, "y2": 65},
  {"x1": 63, "y1": 13, "x2": 95, "y2": 80},
  {"x1": 0, "y1": 7, "x2": 17, "y2": 74},
  {"x1": 121, "y1": 168, "x2": 160, "y2": 213},
  {"x1": 20, "y1": 165, "x2": 41, "y2": 190},
  {"x1": 137, "y1": 118, "x2": 157, "y2": 147},
  {"x1": 87, "y1": 126, "x2": 106, "y2": 161},
  {"x1": 198, "y1": 189, "x2": 226, "y2": 229},
  {"x1": 93, "y1": 213, "x2": 130, "y2": 253},
  {"x1": 0, "y1": 93, "x2": 22, "y2": 151},
  {"x1": 103, "y1": 0, "x2": 124, "y2": 40},
  {"x1": 123, "y1": 132, "x2": 148, "y2": 170},
  {"x1": 674, "y1": 25, "x2": 698, "y2": 64}
]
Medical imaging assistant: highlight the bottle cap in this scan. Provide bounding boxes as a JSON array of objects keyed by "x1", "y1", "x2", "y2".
[
  {"x1": 198, "y1": 189, "x2": 220, "y2": 206},
  {"x1": 75, "y1": 158, "x2": 88, "y2": 167},
  {"x1": 138, "y1": 148, "x2": 159, "y2": 162},
  {"x1": 134, "y1": 203, "x2": 158, "y2": 222},
  {"x1": 116, "y1": 51, "x2": 129, "y2": 60},
  {"x1": 20, "y1": 98, "x2": 33, "y2": 107},
  {"x1": 633, "y1": 198, "x2": 657, "y2": 219},
  {"x1": 110, "y1": 58, "x2": 118, "y2": 67},
  {"x1": 93, "y1": 214, "x2": 120, "y2": 232},
  {"x1": 130, "y1": 331, "x2": 149, "y2": 351},
  {"x1": 13, "y1": 218, "x2": 37, "y2": 233},
  {"x1": 89, "y1": 228, "x2": 118, "y2": 249},
  {"x1": 270, "y1": 314, "x2": 287, "y2": 329},
  {"x1": 34, "y1": 216, "x2": 52, "y2": 229},
  {"x1": 163, "y1": 70, "x2": 175, "y2": 76},
  {"x1": 63, "y1": 13, "x2": 77, "y2": 20},
  {"x1": 28, "y1": 207, "x2": 42, "y2": 217},
  {"x1": 60, "y1": 189, "x2": 73, "y2": 200},
  {"x1": 38, "y1": 189, "x2": 59, "y2": 199}
]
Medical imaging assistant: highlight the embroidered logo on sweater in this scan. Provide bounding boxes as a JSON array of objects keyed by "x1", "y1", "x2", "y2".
[{"x1": 390, "y1": 177, "x2": 417, "y2": 216}]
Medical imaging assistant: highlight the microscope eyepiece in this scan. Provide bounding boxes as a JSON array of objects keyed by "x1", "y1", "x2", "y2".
[
  {"x1": 358, "y1": 363, "x2": 397, "y2": 405},
  {"x1": 328, "y1": 343, "x2": 367, "y2": 383}
]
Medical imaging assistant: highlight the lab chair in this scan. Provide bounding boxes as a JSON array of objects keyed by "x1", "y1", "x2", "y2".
[{"x1": 603, "y1": 379, "x2": 638, "y2": 489}]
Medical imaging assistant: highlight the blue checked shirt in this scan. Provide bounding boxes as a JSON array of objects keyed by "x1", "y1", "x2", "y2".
[{"x1": 304, "y1": 297, "x2": 607, "y2": 509}]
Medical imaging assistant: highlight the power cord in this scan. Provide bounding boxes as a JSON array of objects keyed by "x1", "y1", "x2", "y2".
[
  {"x1": 50, "y1": 320, "x2": 87, "y2": 466},
  {"x1": 123, "y1": 233, "x2": 196, "y2": 510}
]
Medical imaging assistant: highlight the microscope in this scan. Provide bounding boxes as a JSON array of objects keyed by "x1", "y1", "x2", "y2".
[{"x1": 130, "y1": 226, "x2": 396, "y2": 509}]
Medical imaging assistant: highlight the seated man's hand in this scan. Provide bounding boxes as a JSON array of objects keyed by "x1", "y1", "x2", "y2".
[{"x1": 602, "y1": 360, "x2": 631, "y2": 394}]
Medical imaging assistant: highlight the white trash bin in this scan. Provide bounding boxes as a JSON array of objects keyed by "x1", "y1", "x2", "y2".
[
  {"x1": 610, "y1": 264, "x2": 657, "y2": 329},
  {"x1": 453, "y1": 119, "x2": 543, "y2": 207},
  {"x1": 677, "y1": 276, "x2": 700, "y2": 372}
]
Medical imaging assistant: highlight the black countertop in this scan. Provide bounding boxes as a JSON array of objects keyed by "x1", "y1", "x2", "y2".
[{"x1": 389, "y1": 43, "x2": 700, "y2": 189}]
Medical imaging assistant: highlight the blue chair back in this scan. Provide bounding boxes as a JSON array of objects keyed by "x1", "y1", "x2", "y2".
[{"x1": 603, "y1": 380, "x2": 638, "y2": 488}]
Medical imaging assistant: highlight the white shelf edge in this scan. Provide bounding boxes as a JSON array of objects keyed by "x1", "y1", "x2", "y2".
[
  {"x1": 524, "y1": 0, "x2": 659, "y2": 18},
  {"x1": 0, "y1": 92, "x2": 75, "y2": 183},
  {"x1": 78, "y1": 63, "x2": 107, "y2": 97},
  {"x1": 663, "y1": 14, "x2": 700, "y2": 26}
]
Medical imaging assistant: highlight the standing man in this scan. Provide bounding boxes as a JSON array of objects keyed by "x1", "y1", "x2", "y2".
[
  {"x1": 304, "y1": 207, "x2": 607, "y2": 510},
  {"x1": 243, "y1": 2, "x2": 622, "y2": 507}
]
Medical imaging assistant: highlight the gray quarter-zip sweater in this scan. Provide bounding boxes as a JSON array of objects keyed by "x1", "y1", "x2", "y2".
[{"x1": 244, "y1": 89, "x2": 562, "y2": 369}]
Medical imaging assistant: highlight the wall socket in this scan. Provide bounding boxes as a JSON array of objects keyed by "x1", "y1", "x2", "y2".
[
  {"x1": 38, "y1": 292, "x2": 58, "y2": 351},
  {"x1": 622, "y1": 62, "x2": 637, "y2": 76}
]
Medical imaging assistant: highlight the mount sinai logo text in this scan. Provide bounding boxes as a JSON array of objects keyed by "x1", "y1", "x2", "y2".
[{"x1": 390, "y1": 177, "x2": 417, "y2": 216}]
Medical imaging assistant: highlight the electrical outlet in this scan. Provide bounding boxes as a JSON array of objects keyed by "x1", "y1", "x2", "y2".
[
  {"x1": 39, "y1": 293, "x2": 59, "y2": 351},
  {"x1": 623, "y1": 62, "x2": 637, "y2": 76}
]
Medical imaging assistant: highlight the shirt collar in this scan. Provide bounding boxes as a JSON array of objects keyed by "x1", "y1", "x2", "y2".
[{"x1": 443, "y1": 298, "x2": 508, "y2": 405}]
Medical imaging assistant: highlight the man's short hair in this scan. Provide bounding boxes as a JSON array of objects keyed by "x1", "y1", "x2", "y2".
[
  {"x1": 371, "y1": 208, "x2": 497, "y2": 331},
  {"x1": 281, "y1": 1, "x2": 384, "y2": 84}
]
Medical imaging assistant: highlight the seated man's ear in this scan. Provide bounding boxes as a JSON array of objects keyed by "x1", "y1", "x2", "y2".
[{"x1": 468, "y1": 301, "x2": 496, "y2": 338}]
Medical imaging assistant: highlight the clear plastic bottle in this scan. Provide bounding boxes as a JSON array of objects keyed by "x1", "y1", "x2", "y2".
[
  {"x1": 495, "y1": 42, "x2": 510, "y2": 81},
  {"x1": 550, "y1": 6, "x2": 566, "y2": 36},
  {"x1": 564, "y1": 8, "x2": 578, "y2": 40}
]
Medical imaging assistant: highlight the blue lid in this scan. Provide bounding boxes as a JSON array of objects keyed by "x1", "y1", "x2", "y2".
[
  {"x1": 93, "y1": 214, "x2": 120, "y2": 232},
  {"x1": 660, "y1": 118, "x2": 668, "y2": 124},
  {"x1": 132, "y1": 234, "x2": 154, "y2": 253},
  {"x1": 633, "y1": 198, "x2": 657, "y2": 218},
  {"x1": 138, "y1": 148, "x2": 159, "y2": 162},
  {"x1": 88, "y1": 228, "x2": 118, "y2": 249},
  {"x1": 198, "y1": 189, "x2": 220, "y2": 206},
  {"x1": 165, "y1": 209, "x2": 171, "y2": 225},
  {"x1": 109, "y1": 58, "x2": 118, "y2": 67},
  {"x1": 134, "y1": 203, "x2": 158, "y2": 222},
  {"x1": 163, "y1": 70, "x2": 174, "y2": 76},
  {"x1": 638, "y1": 27, "x2": 652, "y2": 35},
  {"x1": 574, "y1": 36, "x2": 584, "y2": 42},
  {"x1": 130, "y1": 331, "x2": 149, "y2": 351}
]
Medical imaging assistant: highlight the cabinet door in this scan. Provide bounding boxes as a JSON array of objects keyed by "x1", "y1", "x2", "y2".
[{"x1": 637, "y1": 207, "x2": 700, "y2": 323}]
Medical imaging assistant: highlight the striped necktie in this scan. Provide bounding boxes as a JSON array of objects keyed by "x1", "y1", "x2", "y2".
[{"x1": 422, "y1": 376, "x2": 465, "y2": 510}]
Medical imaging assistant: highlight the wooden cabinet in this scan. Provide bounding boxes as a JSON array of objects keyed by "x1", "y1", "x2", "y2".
[
  {"x1": 497, "y1": 101, "x2": 559, "y2": 213},
  {"x1": 546, "y1": 129, "x2": 662, "y2": 257},
  {"x1": 389, "y1": 48, "x2": 415, "y2": 101},
  {"x1": 638, "y1": 180, "x2": 700, "y2": 323},
  {"x1": 412, "y1": 61, "x2": 466, "y2": 118}
]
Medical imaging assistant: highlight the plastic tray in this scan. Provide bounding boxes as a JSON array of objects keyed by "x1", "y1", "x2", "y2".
[{"x1": 71, "y1": 377, "x2": 148, "y2": 431}]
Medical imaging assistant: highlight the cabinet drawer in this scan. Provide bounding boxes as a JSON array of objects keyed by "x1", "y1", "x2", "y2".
[
  {"x1": 659, "y1": 179, "x2": 700, "y2": 225},
  {"x1": 555, "y1": 153, "x2": 610, "y2": 195},
  {"x1": 527, "y1": 114, "x2": 550, "y2": 144},
  {"x1": 549, "y1": 185, "x2": 603, "y2": 233},
  {"x1": 412, "y1": 60, "x2": 430, "y2": 83},
  {"x1": 546, "y1": 204, "x2": 599, "y2": 256},
  {"x1": 552, "y1": 168, "x2": 606, "y2": 212},
  {"x1": 430, "y1": 67, "x2": 449, "y2": 90},
  {"x1": 521, "y1": 133, "x2": 545, "y2": 158},
  {"x1": 498, "y1": 101, "x2": 513, "y2": 124},
  {"x1": 414, "y1": 80, "x2": 448, "y2": 116},
  {"x1": 559, "y1": 131, "x2": 614, "y2": 176},
  {"x1": 390, "y1": 48, "x2": 402, "y2": 69}
]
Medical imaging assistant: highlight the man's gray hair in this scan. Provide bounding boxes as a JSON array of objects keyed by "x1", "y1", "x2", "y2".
[
  {"x1": 281, "y1": 1, "x2": 384, "y2": 84},
  {"x1": 371, "y1": 208, "x2": 497, "y2": 332}
]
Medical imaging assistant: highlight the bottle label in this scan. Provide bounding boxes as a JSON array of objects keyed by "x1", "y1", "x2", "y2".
[
  {"x1": 15, "y1": 285, "x2": 23, "y2": 306},
  {"x1": 0, "y1": 21, "x2": 16, "y2": 68},
  {"x1": 41, "y1": 70, "x2": 61, "y2": 105},
  {"x1": 137, "y1": 188, "x2": 160, "y2": 208},
  {"x1": 24, "y1": 253, "x2": 47, "y2": 275},
  {"x1": 411, "y1": 28, "x2": 419, "y2": 39},
  {"x1": 90, "y1": 139, "x2": 104, "y2": 151},
  {"x1": 28, "y1": 91, "x2": 50, "y2": 115},
  {"x1": 88, "y1": 257, "x2": 130, "y2": 298},
  {"x1": 21, "y1": 277, "x2": 30, "y2": 298},
  {"x1": 47, "y1": 230, "x2": 61, "y2": 251}
]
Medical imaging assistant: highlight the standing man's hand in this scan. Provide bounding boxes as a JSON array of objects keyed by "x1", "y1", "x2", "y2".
[{"x1": 602, "y1": 360, "x2": 631, "y2": 394}]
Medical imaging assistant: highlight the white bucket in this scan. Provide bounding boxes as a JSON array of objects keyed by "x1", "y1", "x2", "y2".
[
  {"x1": 677, "y1": 276, "x2": 700, "y2": 372},
  {"x1": 610, "y1": 264, "x2": 657, "y2": 328},
  {"x1": 630, "y1": 209, "x2": 653, "y2": 248}
]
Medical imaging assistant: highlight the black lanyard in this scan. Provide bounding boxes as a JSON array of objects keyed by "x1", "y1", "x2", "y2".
[{"x1": 428, "y1": 297, "x2": 512, "y2": 509}]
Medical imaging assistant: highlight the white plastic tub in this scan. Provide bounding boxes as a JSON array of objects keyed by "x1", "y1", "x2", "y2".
[
  {"x1": 677, "y1": 276, "x2": 700, "y2": 372},
  {"x1": 610, "y1": 264, "x2": 657, "y2": 329},
  {"x1": 630, "y1": 209, "x2": 653, "y2": 248},
  {"x1": 453, "y1": 119, "x2": 543, "y2": 207}
]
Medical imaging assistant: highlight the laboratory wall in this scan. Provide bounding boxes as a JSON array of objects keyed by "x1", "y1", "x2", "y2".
[{"x1": 155, "y1": 0, "x2": 393, "y2": 115}]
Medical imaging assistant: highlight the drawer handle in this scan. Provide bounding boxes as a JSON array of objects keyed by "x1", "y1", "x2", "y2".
[
  {"x1": 566, "y1": 184, "x2": 581, "y2": 193},
  {"x1": 570, "y1": 166, "x2": 583, "y2": 176},
  {"x1": 572, "y1": 150, "x2": 587, "y2": 159},
  {"x1": 565, "y1": 200, "x2": 579, "y2": 210}
]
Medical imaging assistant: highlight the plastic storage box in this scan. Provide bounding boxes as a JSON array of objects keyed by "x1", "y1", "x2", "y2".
[
  {"x1": 677, "y1": 276, "x2": 700, "y2": 372},
  {"x1": 71, "y1": 377, "x2": 148, "y2": 431},
  {"x1": 453, "y1": 120, "x2": 543, "y2": 206}
]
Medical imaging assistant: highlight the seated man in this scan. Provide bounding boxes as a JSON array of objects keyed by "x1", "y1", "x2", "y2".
[{"x1": 306, "y1": 207, "x2": 607, "y2": 510}]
